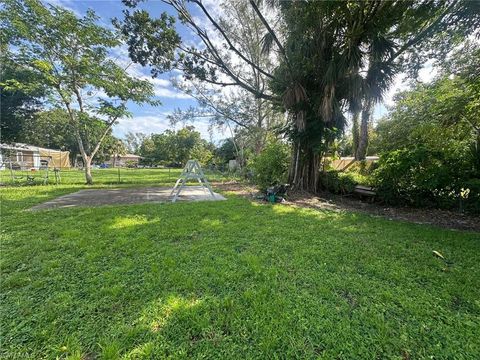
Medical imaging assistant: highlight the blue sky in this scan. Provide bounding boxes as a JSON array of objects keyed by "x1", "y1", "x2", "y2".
[
  {"x1": 47, "y1": 0, "x2": 437, "y2": 142},
  {"x1": 47, "y1": 0, "x2": 226, "y2": 142}
]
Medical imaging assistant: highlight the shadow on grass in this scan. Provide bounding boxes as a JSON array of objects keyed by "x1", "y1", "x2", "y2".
[{"x1": 1, "y1": 196, "x2": 480, "y2": 359}]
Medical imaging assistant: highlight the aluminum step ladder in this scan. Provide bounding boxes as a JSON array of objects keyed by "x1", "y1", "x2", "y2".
[{"x1": 170, "y1": 160, "x2": 215, "y2": 202}]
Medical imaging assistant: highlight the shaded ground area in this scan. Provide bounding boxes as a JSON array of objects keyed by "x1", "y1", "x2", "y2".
[
  {"x1": 215, "y1": 183, "x2": 480, "y2": 232},
  {"x1": 289, "y1": 191, "x2": 480, "y2": 233},
  {"x1": 30, "y1": 186, "x2": 226, "y2": 210}
]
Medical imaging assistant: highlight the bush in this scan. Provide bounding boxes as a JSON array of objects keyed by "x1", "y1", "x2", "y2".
[
  {"x1": 319, "y1": 170, "x2": 359, "y2": 194},
  {"x1": 347, "y1": 160, "x2": 378, "y2": 176},
  {"x1": 250, "y1": 141, "x2": 291, "y2": 191},
  {"x1": 373, "y1": 147, "x2": 480, "y2": 213}
]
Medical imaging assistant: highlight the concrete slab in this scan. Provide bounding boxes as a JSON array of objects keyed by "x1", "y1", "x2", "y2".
[{"x1": 30, "y1": 186, "x2": 226, "y2": 211}]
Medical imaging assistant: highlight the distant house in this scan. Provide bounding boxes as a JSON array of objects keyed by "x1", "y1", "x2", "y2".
[
  {"x1": 108, "y1": 153, "x2": 141, "y2": 167},
  {"x1": 0, "y1": 143, "x2": 71, "y2": 170}
]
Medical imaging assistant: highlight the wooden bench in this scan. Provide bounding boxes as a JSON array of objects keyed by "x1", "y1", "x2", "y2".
[{"x1": 353, "y1": 185, "x2": 376, "y2": 201}]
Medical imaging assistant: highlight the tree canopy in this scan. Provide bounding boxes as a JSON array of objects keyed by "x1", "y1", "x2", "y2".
[
  {"x1": 116, "y1": 0, "x2": 479, "y2": 191},
  {"x1": 1, "y1": 0, "x2": 157, "y2": 183},
  {"x1": 374, "y1": 41, "x2": 480, "y2": 171},
  {"x1": 139, "y1": 126, "x2": 214, "y2": 166},
  {"x1": 0, "y1": 47, "x2": 45, "y2": 142}
]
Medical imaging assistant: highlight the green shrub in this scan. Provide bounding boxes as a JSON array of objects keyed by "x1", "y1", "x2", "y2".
[
  {"x1": 347, "y1": 160, "x2": 378, "y2": 176},
  {"x1": 373, "y1": 147, "x2": 480, "y2": 213},
  {"x1": 320, "y1": 170, "x2": 358, "y2": 194},
  {"x1": 250, "y1": 141, "x2": 291, "y2": 191},
  {"x1": 347, "y1": 171, "x2": 372, "y2": 186},
  {"x1": 461, "y1": 179, "x2": 480, "y2": 214}
]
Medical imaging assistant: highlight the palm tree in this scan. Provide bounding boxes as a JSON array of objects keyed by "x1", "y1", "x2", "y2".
[{"x1": 117, "y1": 0, "x2": 479, "y2": 191}]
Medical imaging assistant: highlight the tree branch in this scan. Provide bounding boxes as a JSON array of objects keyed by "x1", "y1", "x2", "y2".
[
  {"x1": 248, "y1": 0, "x2": 286, "y2": 58},
  {"x1": 389, "y1": 1, "x2": 456, "y2": 62},
  {"x1": 163, "y1": 0, "x2": 278, "y2": 101},
  {"x1": 191, "y1": 0, "x2": 275, "y2": 80},
  {"x1": 90, "y1": 104, "x2": 126, "y2": 159}
]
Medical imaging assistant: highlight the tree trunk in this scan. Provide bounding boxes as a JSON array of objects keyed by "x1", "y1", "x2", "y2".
[
  {"x1": 352, "y1": 111, "x2": 360, "y2": 157},
  {"x1": 288, "y1": 141, "x2": 322, "y2": 193},
  {"x1": 356, "y1": 100, "x2": 373, "y2": 160},
  {"x1": 84, "y1": 158, "x2": 93, "y2": 185},
  {"x1": 254, "y1": 128, "x2": 265, "y2": 155}
]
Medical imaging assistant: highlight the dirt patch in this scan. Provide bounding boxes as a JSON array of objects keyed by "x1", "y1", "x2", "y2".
[
  {"x1": 30, "y1": 186, "x2": 226, "y2": 211},
  {"x1": 288, "y1": 190, "x2": 480, "y2": 233},
  {"x1": 216, "y1": 182, "x2": 480, "y2": 233},
  {"x1": 213, "y1": 181, "x2": 257, "y2": 197}
]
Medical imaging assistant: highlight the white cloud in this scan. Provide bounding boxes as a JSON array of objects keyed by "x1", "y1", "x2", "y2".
[
  {"x1": 113, "y1": 114, "x2": 226, "y2": 142},
  {"x1": 140, "y1": 76, "x2": 192, "y2": 99},
  {"x1": 149, "y1": 78, "x2": 170, "y2": 87},
  {"x1": 153, "y1": 87, "x2": 192, "y2": 99},
  {"x1": 44, "y1": 0, "x2": 80, "y2": 15},
  {"x1": 109, "y1": 46, "x2": 192, "y2": 99},
  {"x1": 114, "y1": 115, "x2": 172, "y2": 138},
  {"x1": 417, "y1": 59, "x2": 438, "y2": 83},
  {"x1": 382, "y1": 73, "x2": 410, "y2": 107}
]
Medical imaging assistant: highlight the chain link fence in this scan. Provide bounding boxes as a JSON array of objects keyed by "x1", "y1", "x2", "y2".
[{"x1": 0, "y1": 165, "x2": 240, "y2": 187}]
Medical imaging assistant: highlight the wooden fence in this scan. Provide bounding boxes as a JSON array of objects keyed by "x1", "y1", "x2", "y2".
[{"x1": 323, "y1": 156, "x2": 379, "y2": 171}]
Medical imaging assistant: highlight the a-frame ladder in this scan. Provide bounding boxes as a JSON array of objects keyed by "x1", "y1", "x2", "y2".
[{"x1": 170, "y1": 160, "x2": 215, "y2": 202}]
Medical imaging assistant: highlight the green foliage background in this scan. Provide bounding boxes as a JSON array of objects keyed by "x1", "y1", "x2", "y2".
[{"x1": 249, "y1": 141, "x2": 291, "y2": 190}]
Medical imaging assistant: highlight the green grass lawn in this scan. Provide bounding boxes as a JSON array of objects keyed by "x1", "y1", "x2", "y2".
[
  {"x1": 1, "y1": 178, "x2": 479, "y2": 359},
  {"x1": 0, "y1": 167, "x2": 235, "y2": 186}
]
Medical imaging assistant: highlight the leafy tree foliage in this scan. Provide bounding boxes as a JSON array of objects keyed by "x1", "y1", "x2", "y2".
[
  {"x1": 0, "y1": 48, "x2": 45, "y2": 142},
  {"x1": 374, "y1": 42, "x2": 480, "y2": 170},
  {"x1": 215, "y1": 138, "x2": 237, "y2": 164},
  {"x1": 352, "y1": 1, "x2": 480, "y2": 160},
  {"x1": 249, "y1": 140, "x2": 291, "y2": 191},
  {"x1": 371, "y1": 42, "x2": 480, "y2": 213},
  {"x1": 1, "y1": 0, "x2": 156, "y2": 183},
  {"x1": 115, "y1": 0, "x2": 278, "y2": 100},
  {"x1": 20, "y1": 109, "x2": 126, "y2": 165},
  {"x1": 273, "y1": 0, "x2": 480, "y2": 189},
  {"x1": 20, "y1": 109, "x2": 74, "y2": 151},
  {"x1": 139, "y1": 126, "x2": 214, "y2": 166},
  {"x1": 166, "y1": 0, "x2": 283, "y2": 156},
  {"x1": 373, "y1": 147, "x2": 479, "y2": 213},
  {"x1": 320, "y1": 171, "x2": 362, "y2": 195}
]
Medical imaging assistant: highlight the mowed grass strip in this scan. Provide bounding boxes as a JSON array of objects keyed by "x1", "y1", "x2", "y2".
[
  {"x1": 1, "y1": 185, "x2": 479, "y2": 359},
  {"x1": 0, "y1": 167, "x2": 234, "y2": 186}
]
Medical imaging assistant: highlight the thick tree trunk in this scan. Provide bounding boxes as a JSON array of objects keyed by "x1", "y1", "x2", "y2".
[
  {"x1": 356, "y1": 100, "x2": 373, "y2": 160},
  {"x1": 288, "y1": 141, "x2": 322, "y2": 193}
]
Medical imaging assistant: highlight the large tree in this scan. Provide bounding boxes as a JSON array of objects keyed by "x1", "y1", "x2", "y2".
[
  {"x1": 166, "y1": 0, "x2": 282, "y2": 157},
  {"x1": 352, "y1": 0, "x2": 480, "y2": 160},
  {"x1": 139, "y1": 126, "x2": 213, "y2": 166},
  {"x1": 123, "y1": 131, "x2": 147, "y2": 154},
  {"x1": 116, "y1": 0, "x2": 479, "y2": 191},
  {"x1": 1, "y1": 0, "x2": 157, "y2": 184}
]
